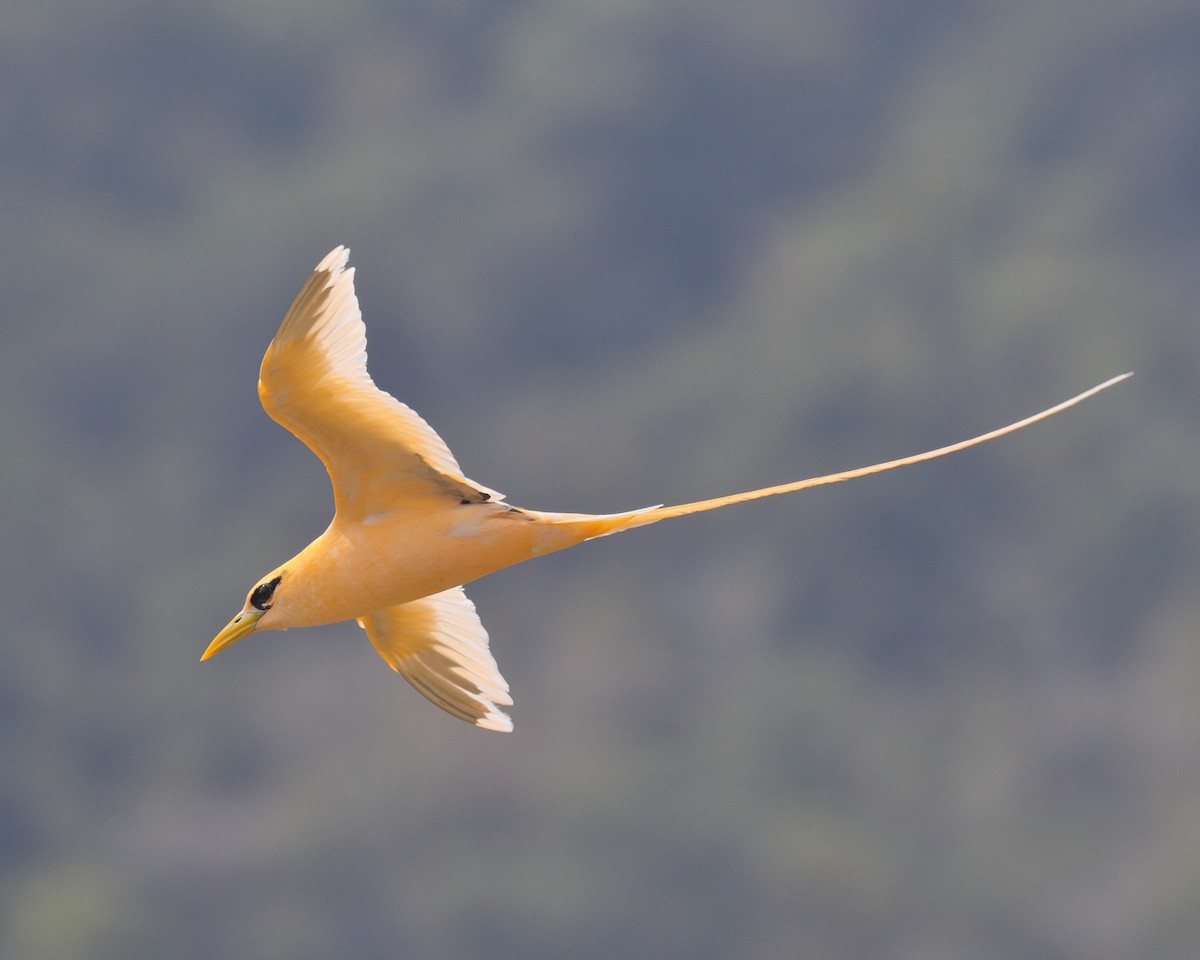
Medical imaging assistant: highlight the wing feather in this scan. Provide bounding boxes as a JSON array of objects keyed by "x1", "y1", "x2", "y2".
[
  {"x1": 258, "y1": 247, "x2": 502, "y2": 521},
  {"x1": 358, "y1": 586, "x2": 514, "y2": 732}
]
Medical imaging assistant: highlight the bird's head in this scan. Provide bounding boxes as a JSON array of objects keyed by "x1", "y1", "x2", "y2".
[{"x1": 203, "y1": 571, "x2": 286, "y2": 661}]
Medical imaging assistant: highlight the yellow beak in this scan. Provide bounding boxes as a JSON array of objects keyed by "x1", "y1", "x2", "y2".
[{"x1": 202, "y1": 609, "x2": 264, "y2": 661}]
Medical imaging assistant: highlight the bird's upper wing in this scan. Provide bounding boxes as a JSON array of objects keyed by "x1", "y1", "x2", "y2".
[
  {"x1": 358, "y1": 586, "x2": 513, "y2": 732},
  {"x1": 258, "y1": 246, "x2": 502, "y2": 522}
]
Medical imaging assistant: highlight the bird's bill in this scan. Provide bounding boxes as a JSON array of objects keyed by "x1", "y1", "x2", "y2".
[{"x1": 202, "y1": 609, "x2": 264, "y2": 661}]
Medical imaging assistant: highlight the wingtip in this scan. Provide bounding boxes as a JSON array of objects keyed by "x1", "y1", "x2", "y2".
[
  {"x1": 316, "y1": 245, "x2": 351, "y2": 274},
  {"x1": 476, "y1": 708, "x2": 515, "y2": 733}
]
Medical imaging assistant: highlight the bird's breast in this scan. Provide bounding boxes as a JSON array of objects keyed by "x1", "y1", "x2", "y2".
[{"x1": 271, "y1": 503, "x2": 554, "y2": 628}]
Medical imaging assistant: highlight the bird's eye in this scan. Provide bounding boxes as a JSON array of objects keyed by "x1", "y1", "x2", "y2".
[{"x1": 250, "y1": 575, "x2": 282, "y2": 611}]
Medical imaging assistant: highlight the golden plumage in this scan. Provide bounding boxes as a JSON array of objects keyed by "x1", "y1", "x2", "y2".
[{"x1": 205, "y1": 247, "x2": 1129, "y2": 731}]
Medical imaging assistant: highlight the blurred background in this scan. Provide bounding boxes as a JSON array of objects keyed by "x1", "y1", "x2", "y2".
[{"x1": 1, "y1": 0, "x2": 1197, "y2": 957}]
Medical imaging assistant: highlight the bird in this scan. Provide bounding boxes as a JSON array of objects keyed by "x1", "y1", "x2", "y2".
[{"x1": 204, "y1": 246, "x2": 1130, "y2": 732}]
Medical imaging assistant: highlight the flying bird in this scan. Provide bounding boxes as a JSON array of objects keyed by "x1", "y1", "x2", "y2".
[{"x1": 204, "y1": 246, "x2": 1129, "y2": 731}]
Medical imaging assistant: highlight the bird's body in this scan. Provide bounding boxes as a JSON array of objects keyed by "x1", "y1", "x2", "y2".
[
  {"x1": 256, "y1": 502, "x2": 630, "y2": 630},
  {"x1": 206, "y1": 247, "x2": 1129, "y2": 731}
]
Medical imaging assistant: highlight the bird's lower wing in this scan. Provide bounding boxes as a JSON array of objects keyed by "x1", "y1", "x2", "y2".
[{"x1": 358, "y1": 586, "x2": 514, "y2": 732}]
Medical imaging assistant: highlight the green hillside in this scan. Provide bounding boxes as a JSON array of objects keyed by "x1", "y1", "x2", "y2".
[{"x1": 1, "y1": 1, "x2": 1196, "y2": 957}]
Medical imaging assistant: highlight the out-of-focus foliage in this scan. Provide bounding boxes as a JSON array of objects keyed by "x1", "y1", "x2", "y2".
[{"x1": 1, "y1": 0, "x2": 1197, "y2": 957}]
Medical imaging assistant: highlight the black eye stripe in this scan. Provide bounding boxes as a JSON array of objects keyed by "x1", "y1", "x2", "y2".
[{"x1": 250, "y1": 575, "x2": 283, "y2": 611}]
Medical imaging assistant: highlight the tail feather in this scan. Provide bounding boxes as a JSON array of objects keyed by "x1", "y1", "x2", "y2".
[{"x1": 567, "y1": 373, "x2": 1131, "y2": 539}]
